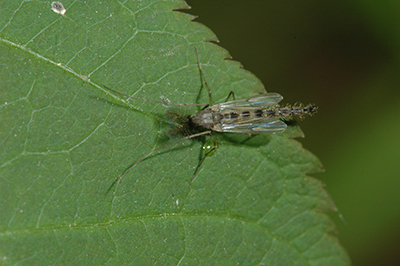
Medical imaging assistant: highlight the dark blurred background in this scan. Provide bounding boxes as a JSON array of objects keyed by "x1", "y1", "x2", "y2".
[{"x1": 186, "y1": 1, "x2": 400, "y2": 265}]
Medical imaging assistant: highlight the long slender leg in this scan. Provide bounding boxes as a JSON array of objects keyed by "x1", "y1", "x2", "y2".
[
  {"x1": 164, "y1": 111, "x2": 187, "y2": 123},
  {"x1": 190, "y1": 48, "x2": 221, "y2": 188},
  {"x1": 195, "y1": 47, "x2": 213, "y2": 106},
  {"x1": 188, "y1": 133, "x2": 217, "y2": 188},
  {"x1": 107, "y1": 130, "x2": 212, "y2": 193},
  {"x1": 195, "y1": 48, "x2": 237, "y2": 106},
  {"x1": 225, "y1": 91, "x2": 236, "y2": 101},
  {"x1": 102, "y1": 85, "x2": 208, "y2": 107}
]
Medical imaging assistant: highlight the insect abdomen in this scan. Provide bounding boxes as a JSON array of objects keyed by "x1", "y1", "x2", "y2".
[
  {"x1": 220, "y1": 110, "x2": 261, "y2": 123},
  {"x1": 218, "y1": 104, "x2": 317, "y2": 123},
  {"x1": 266, "y1": 104, "x2": 318, "y2": 119}
]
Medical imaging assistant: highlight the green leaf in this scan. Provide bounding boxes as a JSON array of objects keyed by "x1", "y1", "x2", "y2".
[{"x1": 0, "y1": 0, "x2": 350, "y2": 265}]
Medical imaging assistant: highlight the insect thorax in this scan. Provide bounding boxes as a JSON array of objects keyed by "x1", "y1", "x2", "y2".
[{"x1": 190, "y1": 109, "x2": 223, "y2": 130}]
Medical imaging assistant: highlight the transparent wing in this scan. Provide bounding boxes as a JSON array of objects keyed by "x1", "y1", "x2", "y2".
[
  {"x1": 218, "y1": 118, "x2": 287, "y2": 134},
  {"x1": 216, "y1": 93, "x2": 283, "y2": 110}
]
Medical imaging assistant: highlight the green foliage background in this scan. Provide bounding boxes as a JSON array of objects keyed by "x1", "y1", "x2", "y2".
[
  {"x1": 0, "y1": 0, "x2": 352, "y2": 265},
  {"x1": 188, "y1": 0, "x2": 400, "y2": 265}
]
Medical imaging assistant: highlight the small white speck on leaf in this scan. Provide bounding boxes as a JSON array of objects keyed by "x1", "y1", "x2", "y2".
[{"x1": 51, "y1": 2, "x2": 66, "y2": 15}]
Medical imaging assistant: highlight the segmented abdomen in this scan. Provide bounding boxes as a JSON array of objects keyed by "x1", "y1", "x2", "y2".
[{"x1": 220, "y1": 104, "x2": 318, "y2": 124}]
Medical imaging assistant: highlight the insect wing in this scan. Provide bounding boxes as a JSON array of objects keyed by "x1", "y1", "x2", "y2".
[
  {"x1": 220, "y1": 117, "x2": 287, "y2": 134},
  {"x1": 217, "y1": 93, "x2": 283, "y2": 110},
  {"x1": 212, "y1": 93, "x2": 286, "y2": 134}
]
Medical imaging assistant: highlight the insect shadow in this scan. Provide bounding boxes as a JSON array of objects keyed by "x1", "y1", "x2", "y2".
[{"x1": 104, "y1": 48, "x2": 317, "y2": 192}]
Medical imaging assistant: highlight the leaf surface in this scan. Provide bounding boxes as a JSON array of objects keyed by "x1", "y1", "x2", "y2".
[{"x1": 0, "y1": 1, "x2": 349, "y2": 265}]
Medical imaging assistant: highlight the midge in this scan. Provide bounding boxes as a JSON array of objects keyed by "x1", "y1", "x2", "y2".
[{"x1": 106, "y1": 48, "x2": 317, "y2": 189}]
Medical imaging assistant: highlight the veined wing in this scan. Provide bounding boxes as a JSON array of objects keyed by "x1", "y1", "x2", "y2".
[
  {"x1": 218, "y1": 117, "x2": 287, "y2": 134},
  {"x1": 216, "y1": 93, "x2": 283, "y2": 111}
]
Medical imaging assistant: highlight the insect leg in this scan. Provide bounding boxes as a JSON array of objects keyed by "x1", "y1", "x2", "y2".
[
  {"x1": 107, "y1": 130, "x2": 212, "y2": 193},
  {"x1": 195, "y1": 48, "x2": 236, "y2": 105},
  {"x1": 195, "y1": 47, "x2": 213, "y2": 106},
  {"x1": 102, "y1": 85, "x2": 208, "y2": 107},
  {"x1": 164, "y1": 110, "x2": 187, "y2": 123},
  {"x1": 188, "y1": 133, "x2": 218, "y2": 188},
  {"x1": 224, "y1": 91, "x2": 236, "y2": 101}
]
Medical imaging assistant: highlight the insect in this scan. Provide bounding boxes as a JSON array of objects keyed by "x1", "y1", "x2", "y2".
[{"x1": 105, "y1": 48, "x2": 317, "y2": 190}]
